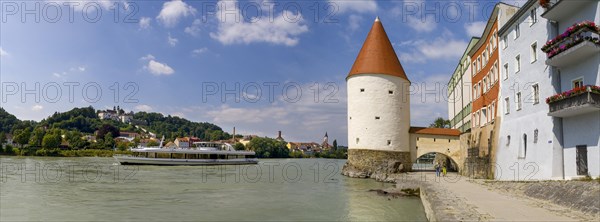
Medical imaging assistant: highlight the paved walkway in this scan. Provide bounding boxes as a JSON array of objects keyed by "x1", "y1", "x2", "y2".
[{"x1": 401, "y1": 172, "x2": 586, "y2": 221}]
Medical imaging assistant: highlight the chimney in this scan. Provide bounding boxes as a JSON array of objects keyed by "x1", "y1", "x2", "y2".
[{"x1": 278, "y1": 131, "x2": 282, "y2": 138}]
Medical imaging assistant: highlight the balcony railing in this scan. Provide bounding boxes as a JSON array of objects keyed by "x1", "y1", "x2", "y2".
[
  {"x1": 542, "y1": 21, "x2": 600, "y2": 67},
  {"x1": 540, "y1": 0, "x2": 590, "y2": 21},
  {"x1": 547, "y1": 86, "x2": 600, "y2": 117}
]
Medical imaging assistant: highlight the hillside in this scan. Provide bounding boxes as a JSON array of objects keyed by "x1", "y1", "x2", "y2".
[{"x1": 133, "y1": 112, "x2": 230, "y2": 141}]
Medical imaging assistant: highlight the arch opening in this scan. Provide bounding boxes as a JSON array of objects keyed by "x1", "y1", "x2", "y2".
[{"x1": 413, "y1": 152, "x2": 459, "y2": 172}]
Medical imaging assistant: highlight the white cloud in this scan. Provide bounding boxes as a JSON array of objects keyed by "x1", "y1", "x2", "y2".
[
  {"x1": 210, "y1": 0, "x2": 309, "y2": 46},
  {"x1": 135, "y1": 105, "x2": 153, "y2": 112},
  {"x1": 139, "y1": 17, "x2": 152, "y2": 29},
  {"x1": 167, "y1": 33, "x2": 178, "y2": 46},
  {"x1": 184, "y1": 19, "x2": 202, "y2": 36},
  {"x1": 192, "y1": 47, "x2": 208, "y2": 56},
  {"x1": 329, "y1": 0, "x2": 377, "y2": 13},
  {"x1": 52, "y1": 72, "x2": 67, "y2": 78},
  {"x1": 147, "y1": 60, "x2": 175, "y2": 76},
  {"x1": 78, "y1": 66, "x2": 86, "y2": 72},
  {"x1": 464, "y1": 21, "x2": 487, "y2": 37},
  {"x1": 406, "y1": 15, "x2": 437, "y2": 33},
  {"x1": 397, "y1": 31, "x2": 467, "y2": 64},
  {"x1": 0, "y1": 47, "x2": 8, "y2": 57},
  {"x1": 140, "y1": 54, "x2": 155, "y2": 61},
  {"x1": 32, "y1": 105, "x2": 44, "y2": 111},
  {"x1": 348, "y1": 15, "x2": 362, "y2": 31},
  {"x1": 156, "y1": 0, "x2": 197, "y2": 27}
]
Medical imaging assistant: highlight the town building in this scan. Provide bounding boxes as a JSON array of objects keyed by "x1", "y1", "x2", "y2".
[
  {"x1": 175, "y1": 137, "x2": 190, "y2": 148},
  {"x1": 465, "y1": 3, "x2": 518, "y2": 178},
  {"x1": 496, "y1": 0, "x2": 564, "y2": 180},
  {"x1": 540, "y1": 0, "x2": 599, "y2": 179},
  {"x1": 448, "y1": 37, "x2": 480, "y2": 133}
]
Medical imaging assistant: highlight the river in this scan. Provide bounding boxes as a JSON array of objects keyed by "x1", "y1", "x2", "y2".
[{"x1": 0, "y1": 157, "x2": 427, "y2": 221}]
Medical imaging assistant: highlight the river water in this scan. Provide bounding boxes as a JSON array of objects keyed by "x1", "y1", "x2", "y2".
[{"x1": 0, "y1": 157, "x2": 426, "y2": 221}]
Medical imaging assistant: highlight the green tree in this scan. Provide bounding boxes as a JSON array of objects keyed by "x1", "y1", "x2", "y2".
[
  {"x1": 0, "y1": 131, "x2": 5, "y2": 144},
  {"x1": 332, "y1": 139, "x2": 338, "y2": 151},
  {"x1": 246, "y1": 137, "x2": 289, "y2": 158},
  {"x1": 13, "y1": 128, "x2": 31, "y2": 148},
  {"x1": 146, "y1": 140, "x2": 159, "y2": 147},
  {"x1": 97, "y1": 124, "x2": 119, "y2": 140},
  {"x1": 430, "y1": 117, "x2": 451, "y2": 128},
  {"x1": 28, "y1": 127, "x2": 46, "y2": 147},
  {"x1": 42, "y1": 133, "x2": 61, "y2": 148},
  {"x1": 233, "y1": 142, "x2": 245, "y2": 151},
  {"x1": 104, "y1": 133, "x2": 115, "y2": 149}
]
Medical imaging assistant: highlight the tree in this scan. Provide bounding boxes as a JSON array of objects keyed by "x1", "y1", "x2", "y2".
[
  {"x1": 42, "y1": 133, "x2": 61, "y2": 148},
  {"x1": 332, "y1": 139, "x2": 338, "y2": 151},
  {"x1": 104, "y1": 133, "x2": 115, "y2": 149},
  {"x1": 146, "y1": 140, "x2": 159, "y2": 147},
  {"x1": 0, "y1": 131, "x2": 5, "y2": 144},
  {"x1": 233, "y1": 142, "x2": 245, "y2": 151},
  {"x1": 13, "y1": 128, "x2": 31, "y2": 148},
  {"x1": 430, "y1": 117, "x2": 451, "y2": 128},
  {"x1": 246, "y1": 137, "x2": 289, "y2": 158},
  {"x1": 97, "y1": 124, "x2": 119, "y2": 140},
  {"x1": 29, "y1": 127, "x2": 46, "y2": 147}
]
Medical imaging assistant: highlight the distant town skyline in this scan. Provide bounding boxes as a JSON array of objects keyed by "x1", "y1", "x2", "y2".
[{"x1": 0, "y1": 0, "x2": 526, "y2": 145}]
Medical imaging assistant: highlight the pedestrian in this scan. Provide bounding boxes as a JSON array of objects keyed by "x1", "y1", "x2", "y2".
[
  {"x1": 442, "y1": 165, "x2": 447, "y2": 177},
  {"x1": 434, "y1": 163, "x2": 440, "y2": 177}
]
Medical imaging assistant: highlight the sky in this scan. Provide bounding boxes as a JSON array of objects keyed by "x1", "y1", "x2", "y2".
[{"x1": 0, "y1": 0, "x2": 527, "y2": 145}]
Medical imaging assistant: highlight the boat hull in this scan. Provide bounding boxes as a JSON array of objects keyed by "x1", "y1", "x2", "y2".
[{"x1": 114, "y1": 156, "x2": 259, "y2": 166}]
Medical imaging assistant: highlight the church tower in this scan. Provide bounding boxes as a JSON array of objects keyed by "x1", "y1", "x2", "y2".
[{"x1": 344, "y1": 17, "x2": 412, "y2": 176}]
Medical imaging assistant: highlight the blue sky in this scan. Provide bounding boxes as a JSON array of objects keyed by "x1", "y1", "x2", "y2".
[{"x1": 0, "y1": 0, "x2": 526, "y2": 145}]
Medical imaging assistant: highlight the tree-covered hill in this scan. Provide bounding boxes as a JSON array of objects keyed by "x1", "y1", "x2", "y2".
[
  {"x1": 133, "y1": 112, "x2": 230, "y2": 141},
  {"x1": 0, "y1": 107, "x2": 22, "y2": 133}
]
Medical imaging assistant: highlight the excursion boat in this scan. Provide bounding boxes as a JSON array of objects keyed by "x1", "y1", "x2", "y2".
[{"x1": 114, "y1": 139, "x2": 258, "y2": 166}]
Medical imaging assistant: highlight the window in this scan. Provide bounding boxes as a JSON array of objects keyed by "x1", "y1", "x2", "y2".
[
  {"x1": 515, "y1": 55, "x2": 521, "y2": 73},
  {"x1": 530, "y1": 8, "x2": 537, "y2": 25},
  {"x1": 356, "y1": 138, "x2": 359, "y2": 144},
  {"x1": 573, "y1": 78, "x2": 584, "y2": 89},
  {"x1": 474, "y1": 85, "x2": 478, "y2": 98},
  {"x1": 515, "y1": 24, "x2": 520, "y2": 39},
  {"x1": 522, "y1": 134, "x2": 528, "y2": 158},
  {"x1": 504, "y1": 63, "x2": 509, "y2": 80},
  {"x1": 503, "y1": 35, "x2": 508, "y2": 49},
  {"x1": 375, "y1": 116, "x2": 380, "y2": 120},
  {"x1": 493, "y1": 32, "x2": 498, "y2": 49},
  {"x1": 478, "y1": 57, "x2": 482, "y2": 71},
  {"x1": 507, "y1": 135, "x2": 511, "y2": 146},
  {"x1": 533, "y1": 129, "x2": 538, "y2": 144},
  {"x1": 482, "y1": 108, "x2": 487, "y2": 125},
  {"x1": 505, "y1": 97, "x2": 510, "y2": 114},
  {"x1": 478, "y1": 82, "x2": 482, "y2": 97},
  {"x1": 387, "y1": 140, "x2": 391, "y2": 146},
  {"x1": 483, "y1": 78, "x2": 488, "y2": 92},
  {"x1": 532, "y1": 84, "x2": 540, "y2": 104},
  {"x1": 492, "y1": 62, "x2": 498, "y2": 83},
  {"x1": 531, "y1": 42, "x2": 537, "y2": 63},
  {"x1": 472, "y1": 61, "x2": 477, "y2": 75},
  {"x1": 360, "y1": 88, "x2": 365, "y2": 92},
  {"x1": 516, "y1": 92, "x2": 522, "y2": 111},
  {"x1": 388, "y1": 90, "x2": 394, "y2": 94}
]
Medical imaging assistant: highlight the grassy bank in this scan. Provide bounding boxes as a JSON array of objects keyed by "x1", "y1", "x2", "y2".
[{"x1": 0, "y1": 145, "x2": 131, "y2": 157}]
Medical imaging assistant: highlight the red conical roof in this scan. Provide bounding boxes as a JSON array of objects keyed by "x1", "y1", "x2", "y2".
[{"x1": 348, "y1": 17, "x2": 409, "y2": 81}]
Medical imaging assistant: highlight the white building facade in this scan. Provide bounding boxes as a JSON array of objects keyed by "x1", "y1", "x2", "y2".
[
  {"x1": 448, "y1": 37, "x2": 479, "y2": 133},
  {"x1": 542, "y1": 0, "x2": 600, "y2": 179},
  {"x1": 497, "y1": 0, "x2": 600, "y2": 180}
]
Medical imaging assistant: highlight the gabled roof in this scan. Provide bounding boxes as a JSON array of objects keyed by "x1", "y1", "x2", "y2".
[
  {"x1": 348, "y1": 17, "x2": 409, "y2": 81},
  {"x1": 409, "y1": 127, "x2": 461, "y2": 137}
]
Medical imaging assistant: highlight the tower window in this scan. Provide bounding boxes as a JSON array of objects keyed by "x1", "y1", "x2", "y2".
[
  {"x1": 356, "y1": 138, "x2": 359, "y2": 144},
  {"x1": 388, "y1": 90, "x2": 394, "y2": 94},
  {"x1": 360, "y1": 88, "x2": 365, "y2": 92},
  {"x1": 349, "y1": 116, "x2": 352, "y2": 120},
  {"x1": 375, "y1": 116, "x2": 380, "y2": 120},
  {"x1": 387, "y1": 140, "x2": 391, "y2": 146}
]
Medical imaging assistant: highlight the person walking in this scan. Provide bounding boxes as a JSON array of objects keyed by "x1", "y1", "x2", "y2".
[
  {"x1": 442, "y1": 164, "x2": 447, "y2": 177},
  {"x1": 434, "y1": 163, "x2": 440, "y2": 177}
]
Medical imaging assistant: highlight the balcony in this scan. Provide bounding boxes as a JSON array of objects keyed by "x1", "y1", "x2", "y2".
[
  {"x1": 547, "y1": 86, "x2": 600, "y2": 117},
  {"x1": 541, "y1": 0, "x2": 589, "y2": 21},
  {"x1": 542, "y1": 22, "x2": 600, "y2": 68}
]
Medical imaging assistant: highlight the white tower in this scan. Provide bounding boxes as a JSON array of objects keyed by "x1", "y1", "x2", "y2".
[{"x1": 344, "y1": 17, "x2": 412, "y2": 175}]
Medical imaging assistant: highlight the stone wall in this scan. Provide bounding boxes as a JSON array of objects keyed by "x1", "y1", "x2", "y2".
[{"x1": 342, "y1": 149, "x2": 411, "y2": 180}]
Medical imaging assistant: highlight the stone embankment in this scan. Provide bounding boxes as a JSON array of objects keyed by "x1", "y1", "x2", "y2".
[
  {"x1": 479, "y1": 180, "x2": 600, "y2": 215},
  {"x1": 369, "y1": 172, "x2": 598, "y2": 221}
]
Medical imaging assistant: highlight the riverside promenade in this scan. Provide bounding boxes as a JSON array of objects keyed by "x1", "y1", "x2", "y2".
[{"x1": 393, "y1": 172, "x2": 598, "y2": 221}]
